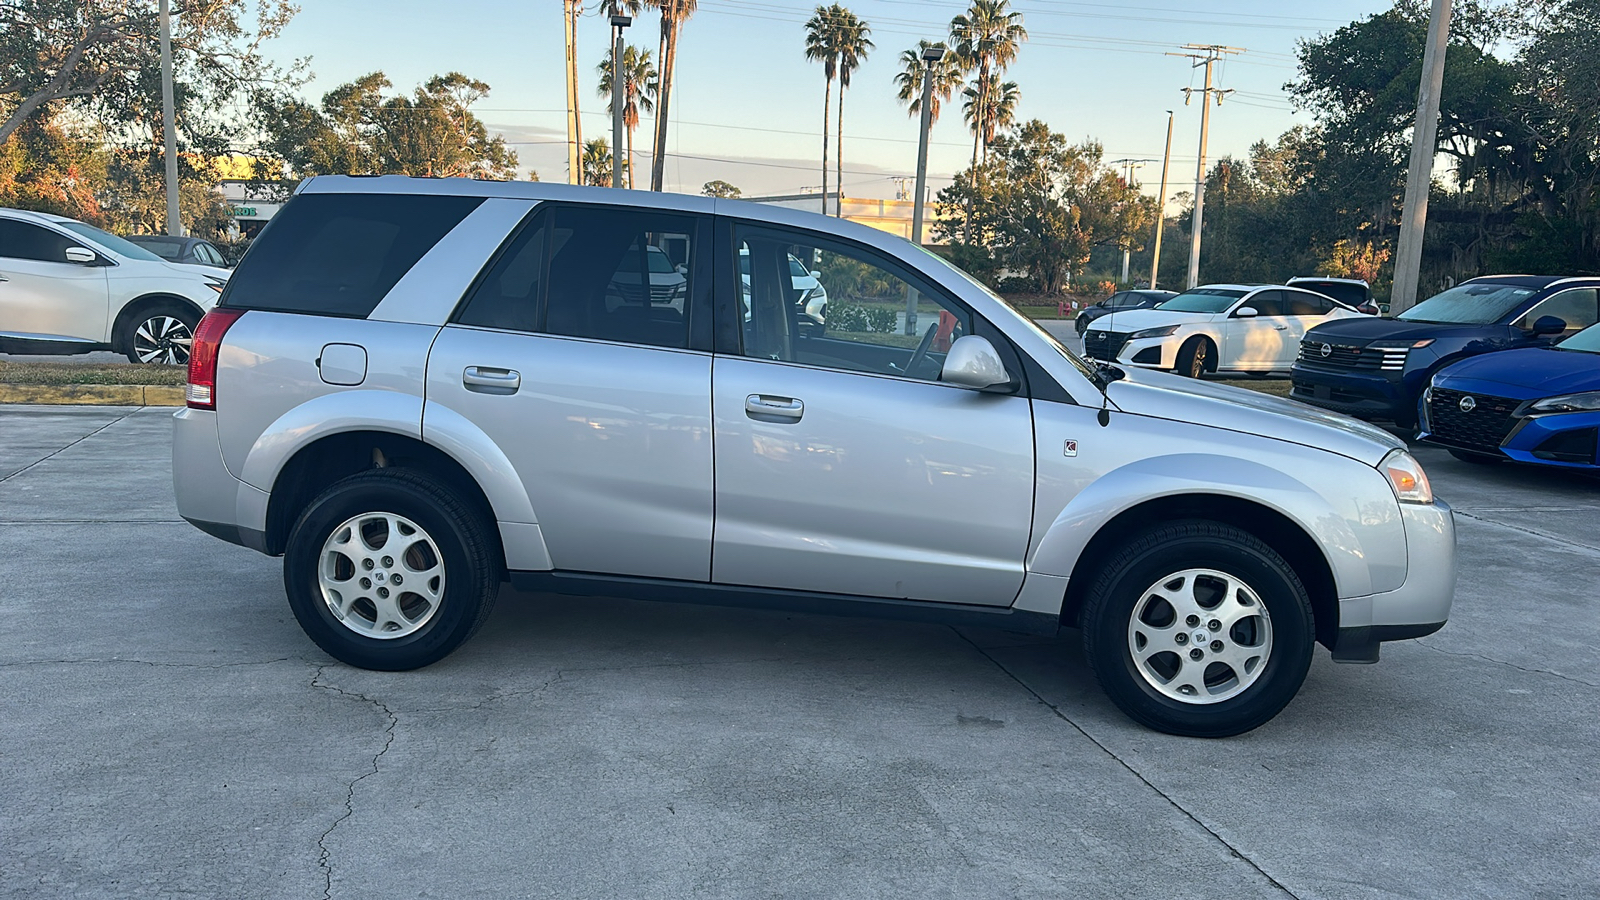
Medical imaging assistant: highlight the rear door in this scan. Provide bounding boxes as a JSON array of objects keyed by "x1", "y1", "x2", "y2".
[
  {"x1": 709, "y1": 221, "x2": 1034, "y2": 606},
  {"x1": 0, "y1": 217, "x2": 109, "y2": 344},
  {"x1": 1282, "y1": 289, "x2": 1340, "y2": 367},
  {"x1": 426, "y1": 204, "x2": 716, "y2": 581}
]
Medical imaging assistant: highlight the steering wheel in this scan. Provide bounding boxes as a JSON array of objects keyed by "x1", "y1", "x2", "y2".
[{"x1": 904, "y1": 323, "x2": 940, "y2": 378}]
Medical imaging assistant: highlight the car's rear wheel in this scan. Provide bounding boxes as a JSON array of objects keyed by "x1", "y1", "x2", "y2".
[
  {"x1": 283, "y1": 469, "x2": 499, "y2": 671},
  {"x1": 1175, "y1": 337, "x2": 1212, "y2": 378},
  {"x1": 1081, "y1": 521, "x2": 1314, "y2": 737},
  {"x1": 121, "y1": 302, "x2": 200, "y2": 365}
]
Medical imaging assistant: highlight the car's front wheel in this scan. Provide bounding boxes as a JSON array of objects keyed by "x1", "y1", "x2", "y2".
[
  {"x1": 1175, "y1": 336, "x2": 1212, "y2": 378},
  {"x1": 1081, "y1": 521, "x2": 1314, "y2": 737},
  {"x1": 122, "y1": 302, "x2": 200, "y2": 365},
  {"x1": 283, "y1": 469, "x2": 500, "y2": 670}
]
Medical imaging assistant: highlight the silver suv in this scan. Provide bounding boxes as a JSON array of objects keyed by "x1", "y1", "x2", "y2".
[{"x1": 172, "y1": 176, "x2": 1455, "y2": 737}]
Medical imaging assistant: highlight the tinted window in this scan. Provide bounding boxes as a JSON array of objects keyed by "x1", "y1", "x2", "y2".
[
  {"x1": 1286, "y1": 290, "x2": 1333, "y2": 316},
  {"x1": 737, "y1": 224, "x2": 971, "y2": 382},
  {"x1": 222, "y1": 193, "x2": 483, "y2": 317},
  {"x1": 455, "y1": 215, "x2": 548, "y2": 333},
  {"x1": 132, "y1": 237, "x2": 185, "y2": 260},
  {"x1": 1242, "y1": 290, "x2": 1286, "y2": 317},
  {"x1": 1291, "y1": 280, "x2": 1366, "y2": 307},
  {"x1": 0, "y1": 219, "x2": 78, "y2": 262},
  {"x1": 1516, "y1": 287, "x2": 1598, "y2": 333},
  {"x1": 1399, "y1": 282, "x2": 1536, "y2": 324},
  {"x1": 542, "y1": 206, "x2": 696, "y2": 349}
]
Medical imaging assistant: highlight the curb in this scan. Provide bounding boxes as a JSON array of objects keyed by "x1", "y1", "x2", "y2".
[{"x1": 0, "y1": 384, "x2": 185, "y2": 406}]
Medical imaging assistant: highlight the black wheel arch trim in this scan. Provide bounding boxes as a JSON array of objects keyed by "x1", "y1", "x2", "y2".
[{"x1": 111, "y1": 293, "x2": 207, "y2": 352}]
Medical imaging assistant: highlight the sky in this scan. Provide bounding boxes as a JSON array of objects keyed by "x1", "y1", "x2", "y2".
[{"x1": 260, "y1": 0, "x2": 1396, "y2": 201}]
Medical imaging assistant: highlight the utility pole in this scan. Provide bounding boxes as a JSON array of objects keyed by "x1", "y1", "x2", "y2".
[
  {"x1": 1169, "y1": 44, "x2": 1242, "y2": 288},
  {"x1": 908, "y1": 43, "x2": 945, "y2": 336},
  {"x1": 1390, "y1": 0, "x2": 1453, "y2": 314},
  {"x1": 1150, "y1": 110, "x2": 1174, "y2": 290},
  {"x1": 1110, "y1": 158, "x2": 1154, "y2": 284},
  {"x1": 610, "y1": 14, "x2": 631, "y2": 188},
  {"x1": 159, "y1": 0, "x2": 181, "y2": 236},
  {"x1": 563, "y1": 0, "x2": 583, "y2": 185}
]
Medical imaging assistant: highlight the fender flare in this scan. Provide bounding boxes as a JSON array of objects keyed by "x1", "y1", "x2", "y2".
[
  {"x1": 1028, "y1": 452, "x2": 1374, "y2": 598},
  {"x1": 417, "y1": 399, "x2": 539, "y2": 525}
]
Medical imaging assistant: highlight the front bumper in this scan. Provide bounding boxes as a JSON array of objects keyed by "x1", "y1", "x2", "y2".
[
  {"x1": 1290, "y1": 363, "x2": 1409, "y2": 421},
  {"x1": 1330, "y1": 499, "x2": 1456, "y2": 663},
  {"x1": 1084, "y1": 332, "x2": 1174, "y2": 369}
]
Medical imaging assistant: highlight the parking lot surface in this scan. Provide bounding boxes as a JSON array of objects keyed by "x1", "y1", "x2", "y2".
[{"x1": 2, "y1": 404, "x2": 1596, "y2": 899}]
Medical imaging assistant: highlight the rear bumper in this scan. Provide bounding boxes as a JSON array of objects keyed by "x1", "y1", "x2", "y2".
[
  {"x1": 1330, "y1": 499, "x2": 1456, "y2": 663},
  {"x1": 173, "y1": 408, "x2": 264, "y2": 548}
]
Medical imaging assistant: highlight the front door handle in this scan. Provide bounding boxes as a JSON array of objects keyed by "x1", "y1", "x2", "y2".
[
  {"x1": 463, "y1": 366, "x2": 520, "y2": 395},
  {"x1": 745, "y1": 394, "x2": 804, "y2": 421}
]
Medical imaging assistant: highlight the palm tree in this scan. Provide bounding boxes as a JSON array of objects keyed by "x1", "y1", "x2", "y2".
[
  {"x1": 949, "y1": 0, "x2": 1027, "y2": 166},
  {"x1": 804, "y1": 5, "x2": 843, "y2": 215},
  {"x1": 832, "y1": 8, "x2": 872, "y2": 217},
  {"x1": 962, "y1": 74, "x2": 1020, "y2": 150},
  {"x1": 647, "y1": 0, "x2": 697, "y2": 192},
  {"x1": 597, "y1": 44, "x2": 658, "y2": 189},
  {"x1": 893, "y1": 41, "x2": 962, "y2": 125},
  {"x1": 581, "y1": 137, "x2": 614, "y2": 187}
]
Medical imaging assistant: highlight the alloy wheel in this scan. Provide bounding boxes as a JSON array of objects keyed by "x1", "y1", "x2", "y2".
[
  {"x1": 1126, "y1": 567, "x2": 1274, "y2": 704},
  {"x1": 132, "y1": 315, "x2": 194, "y2": 365},
  {"x1": 318, "y1": 511, "x2": 446, "y2": 640}
]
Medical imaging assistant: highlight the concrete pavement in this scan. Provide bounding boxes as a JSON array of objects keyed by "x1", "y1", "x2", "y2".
[{"x1": 1, "y1": 405, "x2": 1595, "y2": 899}]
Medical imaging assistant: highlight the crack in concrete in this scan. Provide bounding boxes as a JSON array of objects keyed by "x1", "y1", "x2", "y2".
[
  {"x1": 1453, "y1": 511, "x2": 1600, "y2": 557},
  {"x1": 309, "y1": 664, "x2": 398, "y2": 900},
  {"x1": 950, "y1": 628, "x2": 1302, "y2": 900},
  {"x1": 0, "y1": 410, "x2": 138, "y2": 485},
  {"x1": 0, "y1": 656, "x2": 297, "y2": 670},
  {"x1": 1411, "y1": 640, "x2": 1599, "y2": 688}
]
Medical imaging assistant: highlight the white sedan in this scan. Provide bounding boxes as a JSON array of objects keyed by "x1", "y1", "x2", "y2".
[{"x1": 1082, "y1": 283, "x2": 1363, "y2": 377}]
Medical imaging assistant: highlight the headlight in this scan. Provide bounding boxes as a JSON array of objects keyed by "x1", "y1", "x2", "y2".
[
  {"x1": 1369, "y1": 339, "x2": 1435, "y2": 349},
  {"x1": 205, "y1": 281, "x2": 225, "y2": 293},
  {"x1": 1129, "y1": 325, "x2": 1180, "y2": 340},
  {"x1": 1525, "y1": 391, "x2": 1600, "y2": 415},
  {"x1": 1380, "y1": 449, "x2": 1433, "y2": 504}
]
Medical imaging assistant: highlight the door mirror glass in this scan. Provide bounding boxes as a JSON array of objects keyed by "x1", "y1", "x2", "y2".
[
  {"x1": 64, "y1": 247, "x2": 98, "y2": 264},
  {"x1": 1532, "y1": 315, "x2": 1568, "y2": 336},
  {"x1": 940, "y1": 335, "x2": 1011, "y2": 389},
  {"x1": 1233, "y1": 306, "x2": 1258, "y2": 318}
]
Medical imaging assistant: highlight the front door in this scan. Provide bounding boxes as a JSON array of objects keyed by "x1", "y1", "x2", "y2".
[
  {"x1": 710, "y1": 223, "x2": 1035, "y2": 606},
  {"x1": 1224, "y1": 290, "x2": 1296, "y2": 371},
  {"x1": 425, "y1": 204, "x2": 715, "y2": 581},
  {"x1": 0, "y1": 218, "x2": 109, "y2": 343}
]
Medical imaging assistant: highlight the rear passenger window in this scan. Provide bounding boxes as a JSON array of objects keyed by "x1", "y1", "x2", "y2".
[
  {"x1": 543, "y1": 207, "x2": 695, "y2": 349},
  {"x1": 222, "y1": 193, "x2": 483, "y2": 318}
]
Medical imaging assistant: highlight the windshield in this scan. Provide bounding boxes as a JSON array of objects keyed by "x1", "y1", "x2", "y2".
[
  {"x1": 1156, "y1": 288, "x2": 1247, "y2": 314},
  {"x1": 1556, "y1": 322, "x2": 1600, "y2": 354},
  {"x1": 788, "y1": 255, "x2": 810, "y2": 278},
  {"x1": 130, "y1": 237, "x2": 184, "y2": 260},
  {"x1": 1399, "y1": 283, "x2": 1535, "y2": 324},
  {"x1": 56, "y1": 222, "x2": 165, "y2": 262},
  {"x1": 645, "y1": 246, "x2": 675, "y2": 273}
]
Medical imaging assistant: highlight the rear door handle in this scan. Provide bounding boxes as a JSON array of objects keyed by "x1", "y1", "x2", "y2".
[
  {"x1": 745, "y1": 394, "x2": 804, "y2": 421},
  {"x1": 463, "y1": 366, "x2": 520, "y2": 395}
]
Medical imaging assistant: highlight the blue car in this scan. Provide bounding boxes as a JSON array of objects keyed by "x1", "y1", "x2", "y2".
[
  {"x1": 1292, "y1": 275, "x2": 1600, "y2": 428},
  {"x1": 1420, "y1": 321, "x2": 1600, "y2": 468}
]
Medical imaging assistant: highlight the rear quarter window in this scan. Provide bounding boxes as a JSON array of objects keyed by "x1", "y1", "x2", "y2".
[{"x1": 221, "y1": 192, "x2": 483, "y2": 317}]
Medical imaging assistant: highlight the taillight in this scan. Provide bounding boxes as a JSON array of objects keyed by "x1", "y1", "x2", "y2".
[{"x1": 186, "y1": 308, "x2": 246, "y2": 410}]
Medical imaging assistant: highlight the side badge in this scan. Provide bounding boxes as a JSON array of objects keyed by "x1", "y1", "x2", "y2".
[{"x1": 1063, "y1": 439, "x2": 1078, "y2": 458}]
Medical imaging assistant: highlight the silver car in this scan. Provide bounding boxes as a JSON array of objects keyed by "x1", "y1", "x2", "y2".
[{"x1": 172, "y1": 176, "x2": 1455, "y2": 737}]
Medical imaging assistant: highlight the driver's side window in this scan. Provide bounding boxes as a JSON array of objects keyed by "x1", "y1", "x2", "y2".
[{"x1": 735, "y1": 225, "x2": 970, "y2": 382}]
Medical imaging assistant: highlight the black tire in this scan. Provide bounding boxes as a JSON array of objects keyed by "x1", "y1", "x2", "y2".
[
  {"x1": 1076, "y1": 316, "x2": 1091, "y2": 336},
  {"x1": 283, "y1": 469, "x2": 500, "y2": 671},
  {"x1": 1081, "y1": 520, "x2": 1315, "y2": 737},
  {"x1": 120, "y1": 300, "x2": 200, "y2": 365},
  {"x1": 1175, "y1": 337, "x2": 1213, "y2": 378},
  {"x1": 1448, "y1": 448, "x2": 1502, "y2": 465}
]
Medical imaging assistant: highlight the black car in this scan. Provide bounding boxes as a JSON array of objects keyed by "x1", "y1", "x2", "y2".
[
  {"x1": 1287, "y1": 276, "x2": 1381, "y2": 315},
  {"x1": 123, "y1": 234, "x2": 231, "y2": 268},
  {"x1": 1074, "y1": 289, "x2": 1178, "y2": 335},
  {"x1": 1291, "y1": 275, "x2": 1600, "y2": 428}
]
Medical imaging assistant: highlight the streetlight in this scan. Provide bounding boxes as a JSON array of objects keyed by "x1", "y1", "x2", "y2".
[
  {"x1": 160, "y1": 0, "x2": 180, "y2": 235},
  {"x1": 610, "y1": 14, "x2": 632, "y2": 189},
  {"x1": 907, "y1": 42, "x2": 945, "y2": 336}
]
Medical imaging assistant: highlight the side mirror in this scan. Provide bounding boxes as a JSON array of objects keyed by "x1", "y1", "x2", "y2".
[
  {"x1": 675, "y1": 264, "x2": 688, "y2": 276},
  {"x1": 1233, "y1": 306, "x2": 1258, "y2": 318},
  {"x1": 809, "y1": 270, "x2": 822, "y2": 279},
  {"x1": 940, "y1": 334, "x2": 1012, "y2": 390},
  {"x1": 1532, "y1": 315, "x2": 1567, "y2": 336},
  {"x1": 64, "y1": 247, "x2": 98, "y2": 264}
]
